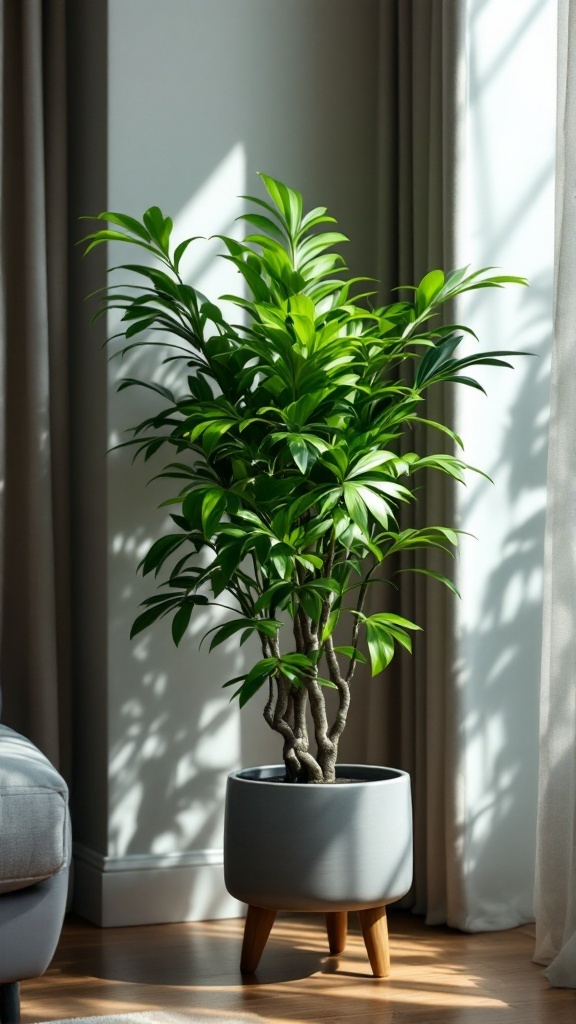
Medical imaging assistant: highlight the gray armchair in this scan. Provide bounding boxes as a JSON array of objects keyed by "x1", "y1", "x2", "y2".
[{"x1": 0, "y1": 724, "x2": 71, "y2": 1024}]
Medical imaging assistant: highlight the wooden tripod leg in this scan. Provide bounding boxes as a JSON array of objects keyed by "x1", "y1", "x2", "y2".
[
  {"x1": 357, "y1": 905, "x2": 390, "y2": 978},
  {"x1": 325, "y1": 911, "x2": 348, "y2": 954},
  {"x1": 240, "y1": 905, "x2": 277, "y2": 973}
]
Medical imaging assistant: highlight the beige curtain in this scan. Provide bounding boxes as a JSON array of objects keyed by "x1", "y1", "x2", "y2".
[
  {"x1": 342, "y1": 0, "x2": 466, "y2": 924},
  {"x1": 0, "y1": 0, "x2": 70, "y2": 776},
  {"x1": 533, "y1": 0, "x2": 576, "y2": 989}
]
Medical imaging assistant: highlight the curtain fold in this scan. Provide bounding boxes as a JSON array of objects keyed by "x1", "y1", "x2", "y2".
[
  {"x1": 0, "y1": 0, "x2": 70, "y2": 776},
  {"x1": 340, "y1": 0, "x2": 466, "y2": 925},
  {"x1": 533, "y1": 0, "x2": 576, "y2": 989}
]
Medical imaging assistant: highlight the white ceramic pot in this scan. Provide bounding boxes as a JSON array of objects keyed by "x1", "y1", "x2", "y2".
[{"x1": 224, "y1": 763, "x2": 413, "y2": 912}]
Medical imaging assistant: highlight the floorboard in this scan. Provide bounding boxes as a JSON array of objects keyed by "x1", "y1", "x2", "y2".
[{"x1": 22, "y1": 911, "x2": 575, "y2": 1023}]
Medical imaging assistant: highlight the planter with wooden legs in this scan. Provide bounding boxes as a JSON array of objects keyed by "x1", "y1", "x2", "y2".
[{"x1": 224, "y1": 764, "x2": 412, "y2": 978}]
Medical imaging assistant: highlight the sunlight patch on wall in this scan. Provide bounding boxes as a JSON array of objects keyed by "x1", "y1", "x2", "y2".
[
  {"x1": 107, "y1": 146, "x2": 251, "y2": 860},
  {"x1": 172, "y1": 141, "x2": 247, "y2": 303}
]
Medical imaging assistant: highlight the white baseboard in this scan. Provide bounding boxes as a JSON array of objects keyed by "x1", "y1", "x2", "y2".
[{"x1": 72, "y1": 843, "x2": 245, "y2": 927}]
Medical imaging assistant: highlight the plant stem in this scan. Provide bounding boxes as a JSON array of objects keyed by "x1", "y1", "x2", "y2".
[
  {"x1": 297, "y1": 607, "x2": 335, "y2": 782},
  {"x1": 325, "y1": 634, "x2": 351, "y2": 745},
  {"x1": 263, "y1": 628, "x2": 322, "y2": 782}
]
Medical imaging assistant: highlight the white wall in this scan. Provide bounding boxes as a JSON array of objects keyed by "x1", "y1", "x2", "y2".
[
  {"x1": 451, "y1": 0, "x2": 557, "y2": 930},
  {"x1": 71, "y1": 0, "x2": 381, "y2": 925},
  {"x1": 69, "y1": 0, "x2": 557, "y2": 929}
]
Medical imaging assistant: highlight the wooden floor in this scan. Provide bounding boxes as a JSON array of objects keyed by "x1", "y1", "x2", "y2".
[{"x1": 23, "y1": 911, "x2": 575, "y2": 1024}]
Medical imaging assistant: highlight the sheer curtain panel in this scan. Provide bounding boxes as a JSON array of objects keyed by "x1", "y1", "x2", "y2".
[{"x1": 533, "y1": 0, "x2": 576, "y2": 989}]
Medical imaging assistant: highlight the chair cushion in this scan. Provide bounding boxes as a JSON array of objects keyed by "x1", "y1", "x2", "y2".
[{"x1": 0, "y1": 724, "x2": 69, "y2": 894}]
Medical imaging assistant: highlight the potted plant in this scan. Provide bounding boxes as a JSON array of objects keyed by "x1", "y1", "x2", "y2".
[{"x1": 83, "y1": 174, "x2": 524, "y2": 976}]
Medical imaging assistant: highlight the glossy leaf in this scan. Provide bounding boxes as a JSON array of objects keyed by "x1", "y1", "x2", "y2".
[
  {"x1": 333, "y1": 645, "x2": 368, "y2": 664},
  {"x1": 139, "y1": 535, "x2": 187, "y2": 577},
  {"x1": 130, "y1": 599, "x2": 180, "y2": 638},
  {"x1": 172, "y1": 601, "x2": 194, "y2": 646}
]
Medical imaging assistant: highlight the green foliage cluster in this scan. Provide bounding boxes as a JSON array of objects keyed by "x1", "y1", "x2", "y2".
[{"x1": 84, "y1": 173, "x2": 525, "y2": 783}]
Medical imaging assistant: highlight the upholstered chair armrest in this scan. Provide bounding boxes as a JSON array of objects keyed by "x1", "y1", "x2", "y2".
[{"x1": 0, "y1": 725, "x2": 70, "y2": 894}]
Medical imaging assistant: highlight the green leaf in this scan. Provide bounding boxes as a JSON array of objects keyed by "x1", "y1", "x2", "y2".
[
  {"x1": 316, "y1": 676, "x2": 339, "y2": 689},
  {"x1": 400, "y1": 567, "x2": 461, "y2": 597},
  {"x1": 300, "y1": 519, "x2": 332, "y2": 544},
  {"x1": 288, "y1": 489, "x2": 323, "y2": 521},
  {"x1": 347, "y1": 451, "x2": 396, "y2": 478},
  {"x1": 123, "y1": 316, "x2": 157, "y2": 339},
  {"x1": 343, "y1": 484, "x2": 369, "y2": 536},
  {"x1": 298, "y1": 206, "x2": 337, "y2": 232},
  {"x1": 258, "y1": 618, "x2": 284, "y2": 636},
  {"x1": 143, "y1": 206, "x2": 172, "y2": 254},
  {"x1": 172, "y1": 602, "x2": 194, "y2": 646},
  {"x1": 201, "y1": 420, "x2": 236, "y2": 455},
  {"x1": 333, "y1": 645, "x2": 367, "y2": 664},
  {"x1": 117, "y1": 378, "x2": 175, "y2": 402},
  {"x1": 238, "y1": 193, "x2": 285, "y2": 225},
  {"x1": 139, "y1": 535, "x2": 187, "y2": 576},
  {"x1": 358, "y1": 612, "x2": 422, "y2": 675},
  {"x1": 254, "y1": 581, "x2": 294, "y2": 612},
  {"x1": 287, "y1": 293, "x2": 316, "y2": 321},
  {"x1": 238, "y1": 212, "x2": 287, "y2": 243},
  {"x1": 296, "y1": 553, "x2": 323, "y2": 572},
  {"x1": 305, "y1": 578, "x2": 340, "y2": 594},
  {"x1": 298, "y1": 587, "x2": 322, "y2": 621},
  {"x1": 222, "y1": 673, "x2": 247, "y2": 689},
  {"x1": 365, "y1": 623, "x2": 395, "y2": 676},
  {"x1": 381, "y1": 625, "x2": 413, "y2": 653},
  {"x1": 239, "y1": 657, "x2": 279, "y2": 707},
  {"x1": 410, "y1": 415, "x2": 464, "y2": 450},
  {"x1": 174, "y1": 236, "x2": 201, "y2": 271},
  {"x1": 204, "y1": 617, "x2": 255, "y2": 651},
  {"x1": 206, "y1": 614, "x2": 282, "y2": 650},
  {"x1": 201, "y1": 489, "x2": 226, "y2": 538},
  {"x1": 368, "y1": 612, "x2": 422, "y2": 630},
  {"x1": 130, "y1": 600, "x2": 178, "y2": 638},
  {"x1": 412, "y1": 454, "x2": 481, "y2": 483},
  {"x1": 98, "y1": 211, "x2": 152, "y2": 242},
  {"x1": 321, "y1": 608, "x2": 341, "y2": 642},
  {"x1": 321, "y1": 447, "x2": 348, "y2": 480},
  {"x1": 416, "y1": 269, "x2": 445, "y2": 314},
  {"x1": 259, "y1": 173, "x2": 303, "y2": 233},
  {"x1": 288, "y1": 438, "x2": 310, "y2": 474},
  {"x1": 355, "y1": 485, "x2": 392, "y2": 529},
  {"x1": 81, "y1": 229, "x2": 160, "y2": 259},
  {"x1": 271, "y1": 549, "x2": 294, "y2": 578}
]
